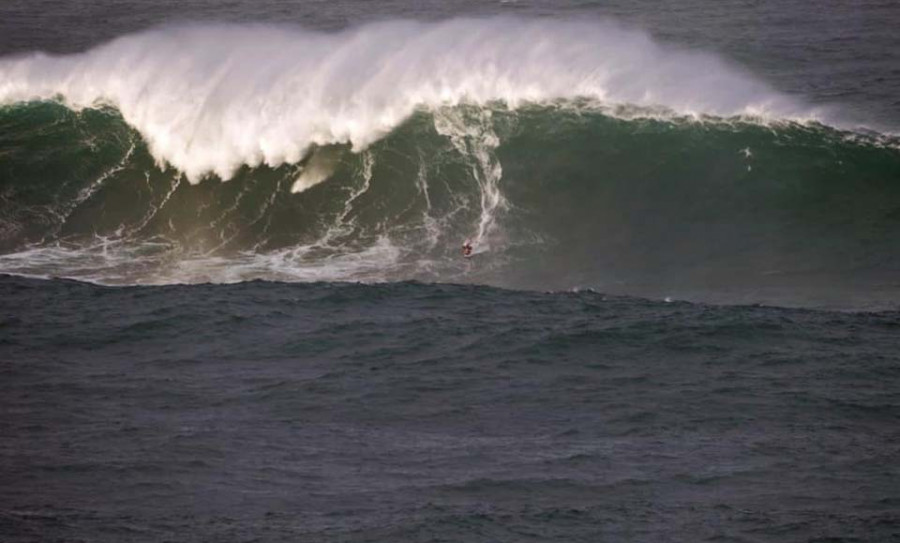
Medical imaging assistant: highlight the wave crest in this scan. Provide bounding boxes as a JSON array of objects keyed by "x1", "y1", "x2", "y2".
[{"x1": 0, "y1": 18, "x2": 818, "y2": 181}]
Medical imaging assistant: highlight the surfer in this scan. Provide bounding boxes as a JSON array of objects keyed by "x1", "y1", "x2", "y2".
[{"x1": 462, "y1": 240, "x2": 473, "y2": 258}]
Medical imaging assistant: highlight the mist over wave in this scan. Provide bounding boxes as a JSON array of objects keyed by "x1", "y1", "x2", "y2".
[{"x1": 0, "y1": 18, "x2": 821, "y2": 182}]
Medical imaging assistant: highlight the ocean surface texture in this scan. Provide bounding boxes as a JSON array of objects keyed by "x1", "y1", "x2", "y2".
[{"x1": 1, "y1": 1, "x2": 899, "y2": 541}]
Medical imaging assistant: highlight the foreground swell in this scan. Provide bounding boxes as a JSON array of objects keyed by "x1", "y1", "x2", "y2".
[{"x1": 2, "y1": 275, "x2": 899, "y2": 541}]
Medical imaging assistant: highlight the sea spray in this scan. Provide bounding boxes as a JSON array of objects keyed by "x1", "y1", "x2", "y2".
[{"x1": 0, "y1": 18, "x2": 818, "y2": 182}]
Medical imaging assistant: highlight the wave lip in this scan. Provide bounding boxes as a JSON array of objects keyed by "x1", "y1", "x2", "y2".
[{"x1": 0, "y1": 17, "x2": 819, "y2": 182}]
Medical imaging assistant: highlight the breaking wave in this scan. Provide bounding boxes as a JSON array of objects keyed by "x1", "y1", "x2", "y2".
[
  {"x1": 0, "y1": 19, "x2": 898, "y2": 307},
  {"x1": 0, "y1": 18, "x2": 825, "y2": 180}
]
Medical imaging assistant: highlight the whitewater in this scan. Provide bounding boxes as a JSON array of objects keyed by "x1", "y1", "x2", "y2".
[{"x1": 0, "y1": 18, "x2": 826, "y2": 182}]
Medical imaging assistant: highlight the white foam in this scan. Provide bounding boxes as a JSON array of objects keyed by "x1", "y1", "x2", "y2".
[
  {"x1": 433, "y1": 107, "x2": 506, "y2": 247},
  {"x1": 0, "y1": 17, "x2": 819, "y2": 182},
  {"x1": 291, "y1": 148, "x2": 340, "y2": 194}
]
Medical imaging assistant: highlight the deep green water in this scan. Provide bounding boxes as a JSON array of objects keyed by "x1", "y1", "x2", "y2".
[{"x1": 1, "y1": 101, "x2": 898, "y2": 307}]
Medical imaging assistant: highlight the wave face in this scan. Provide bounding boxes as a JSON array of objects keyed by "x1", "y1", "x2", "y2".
[{"x1": 1, "y1": 20, "x2": 899, "y2": 307}]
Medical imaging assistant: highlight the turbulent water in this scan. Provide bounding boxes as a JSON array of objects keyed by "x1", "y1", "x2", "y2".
[{"x1": 2, "y1": 2, "x2": 899, "y2": 542}]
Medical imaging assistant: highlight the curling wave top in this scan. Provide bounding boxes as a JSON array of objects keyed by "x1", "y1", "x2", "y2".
[{"x1": 0, "y1": 18, "x2": 822, "y2": 181}]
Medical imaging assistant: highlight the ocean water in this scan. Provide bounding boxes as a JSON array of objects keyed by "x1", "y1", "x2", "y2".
[{"x1": 1, "y1": 1, "x2": 899, "y2": 541}]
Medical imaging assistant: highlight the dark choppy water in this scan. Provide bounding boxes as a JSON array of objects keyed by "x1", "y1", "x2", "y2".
[
  {"x1": 2, "y1": 1, "x2": 900, "y2": 541},
  {"x1": 2, "y1": 275, "x2": 899, "y2": 541}
]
